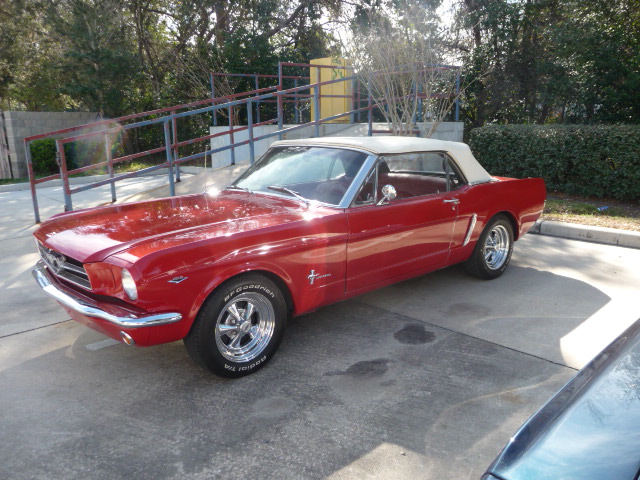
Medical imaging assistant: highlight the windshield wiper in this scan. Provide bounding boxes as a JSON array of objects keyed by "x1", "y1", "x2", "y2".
[
  {"x1": 226, "y1": 185, "x2": 252, "y2": 193},
  {"x1": 267, "y1": 185, "x2": 310, "y2": 206}
]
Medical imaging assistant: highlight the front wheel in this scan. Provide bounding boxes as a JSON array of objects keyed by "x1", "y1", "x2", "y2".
[
  {"x1": 184, "y1": 274, "x2": 287, "y2": 377},
  {"x1": 465, "y1": 215, "x2": 514, "y2": 280}
]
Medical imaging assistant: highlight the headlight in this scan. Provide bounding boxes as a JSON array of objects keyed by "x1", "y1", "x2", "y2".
[{"x1": 121, "y1": 268, "x2": 138, "y2": 301}]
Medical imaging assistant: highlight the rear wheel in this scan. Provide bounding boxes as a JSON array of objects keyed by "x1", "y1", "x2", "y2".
[
  {"x1": 184, "y1": 274, "x2": 287, "y2": 377},
  {"x1": 465, "y1": 215, "x2": 514, "y2": 280}
]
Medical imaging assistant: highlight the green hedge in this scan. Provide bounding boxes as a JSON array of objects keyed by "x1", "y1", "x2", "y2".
[
  {"x1": 29, "y1": 138, "x2": 77, "y2": 176},
  {"x1": 469, "y1": 125, "x2": 640, "y2": 201}
]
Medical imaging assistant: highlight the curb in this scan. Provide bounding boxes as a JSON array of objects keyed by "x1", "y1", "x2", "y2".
[{"x1": 531, "y1": 220, "x2": 640, "y2": 249}]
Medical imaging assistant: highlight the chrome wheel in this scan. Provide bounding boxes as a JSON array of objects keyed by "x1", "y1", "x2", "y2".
[
  {"x1": 215, "y1": 293, "x2": 276, "y2": 362},
  {"x1": 483, "y1": 224, "x2": 510, "y2": 270}
]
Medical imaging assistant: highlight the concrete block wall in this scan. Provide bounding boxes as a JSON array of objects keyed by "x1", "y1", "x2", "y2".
[{"x1": 2, "y1": 111, "x2": 102, "y2": 178}]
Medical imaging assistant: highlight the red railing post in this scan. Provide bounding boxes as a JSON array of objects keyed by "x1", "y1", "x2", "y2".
[
  {"x1": 24, "y1": 140, "x2": 41, "y2": 223},
  {"x1": 103, "y1": 132, "x2": 116, "y2": 203},
  {"x1": 56, "y1": 139, "x2": 73, "y2": 211}
]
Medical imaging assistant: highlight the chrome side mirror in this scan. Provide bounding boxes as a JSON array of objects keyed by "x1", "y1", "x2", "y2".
[{"x1": 377, "y1": 184, "x2": 397, "y2": 205}]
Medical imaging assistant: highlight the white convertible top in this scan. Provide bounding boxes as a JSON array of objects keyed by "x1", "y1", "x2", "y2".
[{"x1": 270, "y1": 136, "x2": 492, "y2": 185}]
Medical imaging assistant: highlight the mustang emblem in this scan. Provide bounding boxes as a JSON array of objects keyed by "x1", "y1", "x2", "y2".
[
  {"x1": 42, "y1": 248, "x2": 65, "y2": 273},
  {"x1": 308, "y1": 269, "x2": 331, "y2": 285}
]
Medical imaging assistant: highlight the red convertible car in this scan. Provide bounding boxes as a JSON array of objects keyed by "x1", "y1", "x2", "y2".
[{"x1": 33, "y1": 137, "x2": 545, "y2": 377}]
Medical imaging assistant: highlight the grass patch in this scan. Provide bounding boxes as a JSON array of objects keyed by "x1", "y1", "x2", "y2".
[
  {"x1": 114, "y1": 160, "x2": 163, "y2": 173},
  {"x1": 543, "y1": 195, "x2": 640, "y2": 231},
  {"x1": 0, "y1": 177, "x2": 29, "y2": 185},
  {"x1": 544, "y1": 199, "x2": 627, "y2": 217}
]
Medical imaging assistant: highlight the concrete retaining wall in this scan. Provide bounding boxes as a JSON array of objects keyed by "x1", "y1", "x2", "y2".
[
  {"x1": 209, "y1": 122, "x2": 464, "y2": 168},
  {"x1": 209, "y1": 123, "x2": 353, "y2": 168},
  {"x1": 1, "y1": 111, "x2": 102, "y2": 178}
]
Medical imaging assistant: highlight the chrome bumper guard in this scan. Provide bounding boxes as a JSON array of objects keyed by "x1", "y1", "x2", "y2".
[{"x1": 33, "y1": 262, "x2": 182, "y2": 328}]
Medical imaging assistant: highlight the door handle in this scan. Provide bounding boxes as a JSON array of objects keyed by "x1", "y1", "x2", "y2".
[{"x1": 443, "y1": 199, "x2": 460, "y2": 204}]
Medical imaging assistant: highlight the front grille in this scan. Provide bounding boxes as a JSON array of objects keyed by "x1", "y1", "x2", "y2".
[{"x1": 38, "y1": 242, "x2": 91, "y2": 290}]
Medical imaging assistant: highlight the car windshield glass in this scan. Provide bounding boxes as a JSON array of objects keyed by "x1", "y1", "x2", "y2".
[{"x1": 232, "y1": 146, "x2": 369, "y2": 205}]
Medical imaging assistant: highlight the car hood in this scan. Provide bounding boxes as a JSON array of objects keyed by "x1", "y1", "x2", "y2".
[
  {"x1": 486, "y1": 319, "x2": 640, "y2": 480},
  {"x1": 34, "y1": 191, "x2": 323, "y2": 263}
]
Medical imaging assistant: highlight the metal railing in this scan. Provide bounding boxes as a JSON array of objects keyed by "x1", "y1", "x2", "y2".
[{"x1": 25, "y1": 61, "x2": 461, "y2": 223}]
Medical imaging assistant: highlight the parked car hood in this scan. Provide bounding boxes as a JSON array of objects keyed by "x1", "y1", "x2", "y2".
[
  {"x1": 486, "y1": 319, "x2": 640, "y2": 480},
  {"x1": 34, "y1": 191, "x2": 327, "y2": 263}
]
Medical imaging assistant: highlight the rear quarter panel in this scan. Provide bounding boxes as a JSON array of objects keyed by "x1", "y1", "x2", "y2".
[{"x1": 448, "y1": 177, "x2": 546, "y2": 265}]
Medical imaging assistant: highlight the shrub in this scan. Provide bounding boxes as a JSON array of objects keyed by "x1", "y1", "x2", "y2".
[
  {"x1": 29, "y1": 138, "x2": 77, "y2": 176},
  {"x1": 469, "y1": 125, "x2": 640, "y2": 201}
]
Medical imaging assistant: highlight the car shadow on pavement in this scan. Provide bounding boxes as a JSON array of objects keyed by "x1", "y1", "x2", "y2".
[{"x1": 0, "y1": 263, "x2": 608, "y2": 480}]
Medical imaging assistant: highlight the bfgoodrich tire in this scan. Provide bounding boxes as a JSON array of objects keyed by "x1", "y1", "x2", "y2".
[
  {"x1": 465, "y1": 214, "x2": 514, "y2": 280},
  {"x1": 184, "y1": 274, "x2": 287, "y2": 377}
]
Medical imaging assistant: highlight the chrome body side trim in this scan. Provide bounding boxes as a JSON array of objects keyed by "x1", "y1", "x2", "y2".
[
  {"x1": 33, "y1": 262, "x2": 182, "y2": 328},
  {"x1": 463, "y1": 214, "x2": 478, "y2": 247}
]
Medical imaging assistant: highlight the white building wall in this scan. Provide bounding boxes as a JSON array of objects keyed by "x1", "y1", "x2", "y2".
[{"x1": 209, "y1": 122, "x2": 464, "y2": 168}]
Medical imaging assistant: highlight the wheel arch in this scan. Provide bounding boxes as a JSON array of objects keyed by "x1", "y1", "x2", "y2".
[
  {"x1": 492, "y1": 210, "x2": 520, "y2": 240},
  {"x1": 188, "y1": 267, "x2": 295, "y2": 330}
]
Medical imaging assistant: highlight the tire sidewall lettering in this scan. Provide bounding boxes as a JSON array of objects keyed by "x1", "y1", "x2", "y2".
[
  {"x1": 223, "y1": 283, "x2": 275, "y2": 302},
  {"x1": 225, "y1": 355, "x2": 268, "y2": 373}
]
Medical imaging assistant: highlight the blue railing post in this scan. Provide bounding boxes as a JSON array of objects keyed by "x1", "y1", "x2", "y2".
[
  {"x1": 455, "y1": 69, "x2": 460, "y2": 122},
  {"x1": 210, "y1": 73, "x2": 217, "y2": 126},
  {"x1": 229, "y1": 105, "x2": 236, "y2": 166},
  {"x1": 314, "y1": 67, "x2": 321, "y2": 137},
  {"x1": 351, "y1": 76, "x2": 356, "y2": 124},
  {"x1": 411, "y1": 81, "x2": 417, "y2": 127},
  {"x1": 314, "y1": 81, "x2": 321, "y2": 138},
  {"x1": 254, "y1": 76, "x2": 261, "y2": 124},
  {"x1": 247, "y1": 100, "x2": 255, "y2": 164},
  {"x1": 294, "y1": 78, "x2": 299, "y2": 124},
  {"x1": 277, "y1": 63, "x2": 284, "y2": 139},
  {"x1": 367, "y1": 79, "x2": 373, "y2": 136},
  {"x1": 103, "y1": 133, "x2": 116, "y2": 202},
  {"x1": 163, "y1": 121, "x2": 176, "y2": 196},
  {"x1": 56, "y1": 139, "x2": 73, "y2": 211},
  {"x1": 418, "y1": 83, "x2": 423, "y2": 123},
  {"x1": 357, "y1": 79, "x2": 362, "y2": 123},
  {"x1": 172, "y1": 114, "x2": 181, "y2": 182}
]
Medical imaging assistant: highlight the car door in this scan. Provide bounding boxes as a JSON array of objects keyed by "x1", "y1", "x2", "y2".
[{"x1": 346, "y1": 152, "x2": 463, "y2": 292}]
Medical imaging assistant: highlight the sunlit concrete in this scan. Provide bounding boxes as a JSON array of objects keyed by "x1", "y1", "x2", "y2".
[{"x1": 360, "y1": 235, "x2": 640, "y2": 370}]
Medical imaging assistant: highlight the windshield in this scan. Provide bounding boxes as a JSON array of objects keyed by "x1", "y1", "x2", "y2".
[{"x1": 232, "y1": 146, "x2": 369, "y2": 205}]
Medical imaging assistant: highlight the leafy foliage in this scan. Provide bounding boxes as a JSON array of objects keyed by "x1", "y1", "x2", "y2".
[
  {"x1": 30, "y1": 139, "x2": 77, "y2": 176},
  {"x1": 0, "y1": 0, "x2": 340, "y2": 116},
  {"x1": 469, "y1": 125, "x2": 640, "y2": 201},
  {"x1": 456, "y1": 0, "x2": 640, "y2": 126}
]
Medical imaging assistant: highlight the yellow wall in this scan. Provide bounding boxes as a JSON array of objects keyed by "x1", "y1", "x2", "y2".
[{"x1": 310, "y1": 58, "x2": 352, "y2": 123}]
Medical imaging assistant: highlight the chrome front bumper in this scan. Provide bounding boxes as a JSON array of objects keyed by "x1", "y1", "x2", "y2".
[{"x1": 33, "y1": 262, "x2": 182, "y2": 328}]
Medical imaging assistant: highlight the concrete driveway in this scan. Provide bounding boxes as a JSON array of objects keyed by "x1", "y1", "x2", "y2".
[{"x1": 2, "y1": 175, "x2": 640, "y2": 479}]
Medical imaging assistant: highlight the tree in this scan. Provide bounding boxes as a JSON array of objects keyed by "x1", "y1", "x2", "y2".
[
  {"x1": 346, "y1": 0, "x2": 468, "y2": 136},
  {"x1": 454, "y1": 0, "x2": 640, "y2": 126}
]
